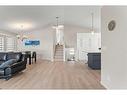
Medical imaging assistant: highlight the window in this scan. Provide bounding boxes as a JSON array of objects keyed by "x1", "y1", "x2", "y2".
[
  {"x1": 0, "y1": 36, "x2": 4, "y2": 51},
  {"x1": 0, "y1": 34, "x2": 16, "y2": 52},
  {"x1": 6, "y1": 37, "x2": 16, "y2": 51}
]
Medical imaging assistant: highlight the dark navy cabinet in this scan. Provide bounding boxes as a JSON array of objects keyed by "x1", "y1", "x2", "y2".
[{"x1": 87, "y1": 53, "x2": 101, "y2": 69}]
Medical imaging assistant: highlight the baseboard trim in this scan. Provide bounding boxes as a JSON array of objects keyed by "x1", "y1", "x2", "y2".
[{"x1": 100, "y1": 81, "x2": 109, "y2": 89}]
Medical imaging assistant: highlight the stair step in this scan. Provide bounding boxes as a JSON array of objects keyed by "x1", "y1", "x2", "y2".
[
  {"x1": 55, "y1": 56, "x2": 63, "y2": 58},
  {"x1": 55, "y1": 52, "x2": 63, "y2": 54},
  {"x1": 55, "y1": 52, "x2": 63, "y2": 53},
  {"x1": 55, "y1": 54, "x2": 63, "y2": 56},
  {"x1": 56, "y1": 50, "x2": 63, "y2": 53},
  {"x1": 54, "y1": 59, "x2": 63, "y2": 61},
  {"x1": 55, "y1": 53, "x2": 63, "y2": 54},
  {"x1": 56, "y1": 49, "x2": 63, "y2": 50},
  {"x1": 55, "y1": 55, "x2": 63, "y2": 56},
  {"x1": 56, "y1": 50, "x2": 63, "y2": 52},
  {"x1": 56, "y1": 50, "x2": 63, "y2": 51},
  {"x1": 54, "y1": 58, "x2": 63, "y2": 60}
]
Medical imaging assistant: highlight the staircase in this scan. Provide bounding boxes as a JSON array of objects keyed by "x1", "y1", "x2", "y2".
[{"x1": 54, "y1": 45, "x2": 63, "y2": 61}]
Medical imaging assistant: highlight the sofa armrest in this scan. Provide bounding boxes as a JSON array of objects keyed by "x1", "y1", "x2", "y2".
[
  {"x1": 4, "y1": 67, "x2": 11, "y2": 76},
  {"x1": 8, "y1": 54, "x2": 27, "y2": 68},
  {"x1": 0, "y1": 66, "x2": 12, "y2": 76},
  {"x1": 0, "y1": 59, "x2": 18, "y2": 70},
  {"x1": 1, "y1": 60, "x2": 26, "y2": 70},
  {"x1": 10, "y1": 61, "x2": 27, "y2": 69}
]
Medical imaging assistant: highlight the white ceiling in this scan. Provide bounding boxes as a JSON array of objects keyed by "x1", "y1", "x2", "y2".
[{"x1": 0, "y1": 6, "x2": 101, "y2": 33}]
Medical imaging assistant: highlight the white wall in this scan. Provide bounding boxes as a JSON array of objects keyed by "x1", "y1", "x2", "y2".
[
  {"x1": 17, "y1": 26, "x2": 54, "y2": 61},
  {"x1": 64, "y1": 24, "x2": 90, "y2": 48},
  {"x1": 0, "y1": 30, "x2": 17, "y2": 36},
  {"x1": 101, "y1": 6, "x2": 127, "y2": 89}
]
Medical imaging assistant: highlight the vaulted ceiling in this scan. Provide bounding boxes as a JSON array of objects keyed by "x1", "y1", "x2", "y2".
[{"x1": 0, "y1": 6, "x2": 101, "y2": 33}]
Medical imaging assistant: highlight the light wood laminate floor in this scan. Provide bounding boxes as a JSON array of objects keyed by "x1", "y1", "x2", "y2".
[{"x1": 0, "y1": 60, "x2": 105, "y2": 89}]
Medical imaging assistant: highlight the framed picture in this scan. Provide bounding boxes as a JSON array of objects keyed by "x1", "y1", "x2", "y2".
[{"x1": 25, "y1": 40, "x2": 40, "y2": 46}]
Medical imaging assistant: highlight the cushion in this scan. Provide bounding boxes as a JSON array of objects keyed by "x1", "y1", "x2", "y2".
[
  {"x1": 0, "y1": 59, "x2": 17, "y2": 69},
  {"x1": 0, "y1": 53, "x2": 7, "y2": 61},
  {"x1": 7, "y1": 53, "x2": 22, "y2": 62}
]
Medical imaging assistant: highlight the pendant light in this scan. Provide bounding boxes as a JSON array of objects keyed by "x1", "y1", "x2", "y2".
[
  {"x1": 52, "y1": 17, "x2": 64, "y2": 29},
  {"x1": 91, "y1": 12, "x2": 94, "y2": 35}
]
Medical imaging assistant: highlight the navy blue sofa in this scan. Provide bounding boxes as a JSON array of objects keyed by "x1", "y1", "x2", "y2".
[{"x1": 0, "y1": 52, "x2": 27, "y2": 80}]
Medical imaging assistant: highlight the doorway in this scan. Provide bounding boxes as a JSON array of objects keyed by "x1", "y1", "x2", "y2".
[{"x1": 56, "y1": 28, "x2": 64, "y2": 45}]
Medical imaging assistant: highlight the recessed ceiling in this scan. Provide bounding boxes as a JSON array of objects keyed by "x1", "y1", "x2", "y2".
[{"x1": 0, "y1": 6, "x2": 101, "y2": 33}]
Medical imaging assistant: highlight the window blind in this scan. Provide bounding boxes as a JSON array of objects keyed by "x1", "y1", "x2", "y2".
[
  {"x1": 6, "y1": 37, "x2": 15, "y2": 51},
  {"x1": 0, "y1": 36, "x2": 4, "y2": 51}
]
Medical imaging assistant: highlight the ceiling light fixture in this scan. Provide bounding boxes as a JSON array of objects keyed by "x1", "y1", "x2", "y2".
[
  {"x1": 8, "y1": 22, "x2": 35, "y2": 30},
  {"x1": 16, "y1": 25, "x2": 28, "y2": 41}
]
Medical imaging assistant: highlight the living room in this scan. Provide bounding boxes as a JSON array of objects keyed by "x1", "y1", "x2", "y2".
[
  {"x1": 0, "y1": 6, "x2": 102, "y2": 89},
  {"x1": 0, "y1": 4, "x2": 127, "y2": 93}
]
